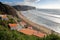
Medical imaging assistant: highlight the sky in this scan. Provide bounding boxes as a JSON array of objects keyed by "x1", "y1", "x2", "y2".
[{"x1": 0, "y1": 0, "x2": 60, "y2": 9}]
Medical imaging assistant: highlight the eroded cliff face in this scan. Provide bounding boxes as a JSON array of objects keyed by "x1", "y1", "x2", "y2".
[{"x1": 0, "y1": 2, "x2": 17, "y2": 16}]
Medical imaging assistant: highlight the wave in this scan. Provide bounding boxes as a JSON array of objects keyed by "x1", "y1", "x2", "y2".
[
  {"x1": 28, "y1": 10, "x2": 60, "y2": 18},
  {"x1": 26, "y1": 10, "x2": 60, "y2": 23}
]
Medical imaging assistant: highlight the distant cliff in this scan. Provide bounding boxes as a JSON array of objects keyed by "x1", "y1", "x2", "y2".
[
  {"x1": 0, "y1": 2, "x2": 17, "y2": 16},
  {"x1": 13, "y1": 5, "x2": 36, "y2": 11}
]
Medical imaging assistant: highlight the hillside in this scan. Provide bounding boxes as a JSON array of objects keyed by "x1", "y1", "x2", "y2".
[
  {"x1": 0, "y1": 23, "x2": 60, "y2": 40},
  {"x1": 13, "y1": 5, "x2": 36, "y2": 11},
  {"x1": 0, "y1": 2, "x2": 17, "y2": 16}
]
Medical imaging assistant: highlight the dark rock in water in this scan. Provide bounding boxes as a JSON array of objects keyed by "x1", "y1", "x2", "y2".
[{"x1": 13, "y1": 5, "x2": 36, "y2": 11}]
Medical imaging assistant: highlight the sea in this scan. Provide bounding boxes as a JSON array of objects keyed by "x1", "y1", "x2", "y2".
[{"x1": 21, "y1": 9, "x2": 60, "y2": 33}]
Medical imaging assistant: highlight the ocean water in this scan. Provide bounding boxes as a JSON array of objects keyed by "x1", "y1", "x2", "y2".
[{"x1": 21, "y1": 9, "x2": 60, "y2": 33}]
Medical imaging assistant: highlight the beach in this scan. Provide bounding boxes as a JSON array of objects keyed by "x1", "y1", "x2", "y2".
[{"x1": 16, "y1": 11, "x2": 54, "y2": 34}]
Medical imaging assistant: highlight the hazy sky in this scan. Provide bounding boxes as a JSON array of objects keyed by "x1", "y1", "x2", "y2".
[{"x1": 0, "y1": 0, "x2": 60, "y2": 9}]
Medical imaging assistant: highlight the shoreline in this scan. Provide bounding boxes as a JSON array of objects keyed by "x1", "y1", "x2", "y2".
[{"x1": 16, "y1": 11, "x2": 60, "y2": 35}]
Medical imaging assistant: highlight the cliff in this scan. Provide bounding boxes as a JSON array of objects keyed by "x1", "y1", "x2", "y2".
[
  {"x1": 0, "y1": 2, "x2": 17, "y2": 16},
  {"x1": 13, "y1": 5, "x2": 36, "y2": 11}
]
